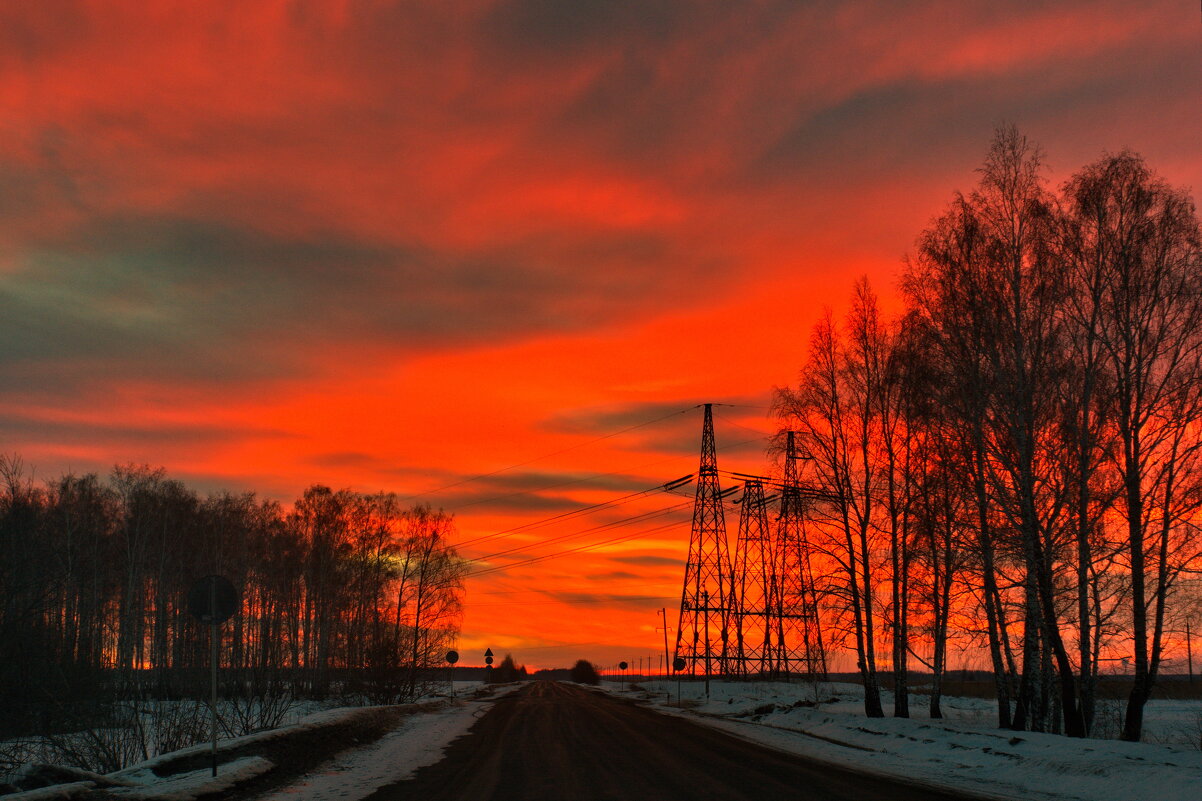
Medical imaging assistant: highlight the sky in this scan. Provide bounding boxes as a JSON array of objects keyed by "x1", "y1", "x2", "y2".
[{"x1": 2, "y1": 1, "x2": 1201, "y2": 670}]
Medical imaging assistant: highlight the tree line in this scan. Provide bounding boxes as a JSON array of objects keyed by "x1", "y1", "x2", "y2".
[
  {"x1": 774, "y1": 127, "x2": 1202, "y2": 742},
  {"x1": 0, "y1": 458, "x2": 466, "y2": 749}
]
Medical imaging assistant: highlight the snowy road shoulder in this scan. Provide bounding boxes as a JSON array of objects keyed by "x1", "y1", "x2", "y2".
[
  {"x1": 108, "y1": 758, "x2": 275, "y2": 801},
  {"x1": 252, "y1": 696, "x2": 493, "y2": 801},
  {"x1": 607, "y1": 680, "x2": 1202, "y2": 801},
  {"x1": 2, "y1": 683, "x2": 513, "y2": 801}
]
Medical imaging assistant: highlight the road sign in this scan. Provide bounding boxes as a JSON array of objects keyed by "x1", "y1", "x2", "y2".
[
  {"x1": 446, "y1": 650, "x2": 459, "y2": 664},
  {"x1": 673, "y1": 657, "x2": 686, "y2": 672},
  {"x1": 184, "y1": 575, "x2": 239, "y2": 780},
  {"x1": 187, "y1": 575, "x2": 239, "y2": 624},
  {"x1": 485, "y1": 655, "x2": 494, "y2": 665},
  {"x1": 619, "y1": 661, "x2": 628, "y2": 670},
  {"x1": 484, "y1": 648, "x2": 494, "y2": 657}
]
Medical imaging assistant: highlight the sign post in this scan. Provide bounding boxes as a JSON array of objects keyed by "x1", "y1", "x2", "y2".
[
  {"x1": 658, "y1": 608, "x2": 670, "y2": 679},
  {"x1": 484, "y1": 647, "x2": 494, "y2": 683},
  {"x1": 446, "y1": 650, "x2": 459, "y2": 698},
  {"x1": 187, "y1": 575, "x2": 240, "y2": 778},
  {"x1": 673, "y1": 656, "x2": 686, "y2": 706}
]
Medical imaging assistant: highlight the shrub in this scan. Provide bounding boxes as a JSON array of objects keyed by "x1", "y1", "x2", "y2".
[
  {"x1": 488, "y1": 654, "x2": 526, "y2": 683},
  {"x1": 569, "y1": 660, "x2": 600, "y2": 685}
]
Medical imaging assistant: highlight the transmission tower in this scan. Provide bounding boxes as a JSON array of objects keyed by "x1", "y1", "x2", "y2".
[
  {"x1": 775, "y1": 431, "x2": 827, "y2": 680},
  {"x1": 674, "y1": 404, "x2": 733, "y2": 677},
  {"x1": 731, "y1": 479, "x2": 776, "y2": 676}
]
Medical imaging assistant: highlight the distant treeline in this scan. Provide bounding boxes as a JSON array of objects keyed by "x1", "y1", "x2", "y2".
[{"x1": 0, "y1": 459, "x2": 466, "y2": 738}]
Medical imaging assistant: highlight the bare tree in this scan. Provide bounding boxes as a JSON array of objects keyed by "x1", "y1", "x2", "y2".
[
  {"x1": 776, "y1": 285, "x2": 896, "y2": 718},
  {"x1": 1064, "y1": 152, "x2": 1202, "y2": 740}
]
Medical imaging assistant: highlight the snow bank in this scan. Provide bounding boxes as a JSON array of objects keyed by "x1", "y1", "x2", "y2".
[
  {"x1": 255, "y1": 699, "x2": 483, "y2": 801},
  {"x1": 612, "y1": 680, "x2": 1202, "y2": 801},
  {"x1": 0, "y1": 783, "x2": 94, "y2": 801},
  {"x1": 102, "y1": 703, "x2": 392, "y2": 778},
  {"x1": 108, "y1": 757, "x2": 274, "y2": 801}
]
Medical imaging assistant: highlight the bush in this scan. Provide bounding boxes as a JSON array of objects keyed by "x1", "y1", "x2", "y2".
[
  {"x1": 488, "y1": 654, "x2": 527, "y2": 683},
  {"x1": 569, "y1": 660, "x2": 600, "y2": 685}
]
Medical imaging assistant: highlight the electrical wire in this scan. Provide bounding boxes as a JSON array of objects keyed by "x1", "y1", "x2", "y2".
[
  {"x1": 453, "y1": 477, "x2": 691, "y2": 550},
  {"x1": 464, "y1": 498, "x2": 694, "y2": 564},
  {"x1": 395, "y1": 405, "x2": 697, "y2": 502},
  {"x1": 465, "y1": 515, "x2": 692, "y2": 579},
  {"x1": 468, "y1": 594, "x2": 678, "y2": 608},
  {"x1": 713, "y1": 409, "x2": 778, "y2": 438}
]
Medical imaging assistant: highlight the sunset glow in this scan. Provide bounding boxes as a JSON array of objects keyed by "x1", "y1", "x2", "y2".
[{"x1": 3, "y1": 0, "x2": 1201, "y2": 670}]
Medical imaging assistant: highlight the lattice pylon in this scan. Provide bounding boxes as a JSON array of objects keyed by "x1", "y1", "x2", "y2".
[
  {"x1": 775, "y1": 431, "x2": 827, "y2": 680},
  {"x1": 731, "y1": 480, "x2": 776, "y2": 676},
  {"x1": 673, "y1": 404, "x2": 733, "y2": 677}
]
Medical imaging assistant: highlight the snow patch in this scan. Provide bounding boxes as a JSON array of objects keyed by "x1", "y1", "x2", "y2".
[
  {"x1": 107, "y1": 757, "x2": 274, "y2": 801},
  {"x1": 256, "y1": 698, "x2": 487, "y2": 801},
  {"x1": 612, "y1": 680, "x2": 1202, "y2": 801},
  {"x1": 1, "y1": 782, "x2": 94, "y2": 801}
]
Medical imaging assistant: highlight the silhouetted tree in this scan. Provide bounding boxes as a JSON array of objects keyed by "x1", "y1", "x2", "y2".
[
  {"x1": 569, "y1": 660, "x2": 600, "y2": 684},
  {"x1": 488, "y1": 654, "x2": 526, "y2": 683}
]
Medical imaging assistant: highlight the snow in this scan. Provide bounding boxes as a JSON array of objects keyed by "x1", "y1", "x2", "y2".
[
  {"x1": 0, "y1": 783, "x2": 93, "y2": 801},
  {"x1": 107, "y1": 757, "x2": 275, "y2": 801},
  {"x1": 2, "y1": 683, "x2": 499, "y2": 801},
  {"x1": 256, "y1": 700, "x2": 482, "y2": 800},
  {"x1": 258, "y1": 683, "x2": 522, "y2": 801},
  {"x1": 608, "y1": 679, "x2": 1202, "y2": 801}
]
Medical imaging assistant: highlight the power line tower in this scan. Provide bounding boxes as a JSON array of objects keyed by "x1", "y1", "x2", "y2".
[
  {"x1": 674, "y1": 403, "x2": 733, "y2": 678},
  {"x1": 776, "y1": 431, "x2": 827, "y2": 680},
  {"x1": 731, "y1": 479, "x2": 776, "y2": 676}
]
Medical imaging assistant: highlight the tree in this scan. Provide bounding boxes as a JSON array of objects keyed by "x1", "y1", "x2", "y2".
[
  {"x1": 1063, "y1": 151, "x2": 1202, "y2": 740},
  {"x1": 489, "y1": 654, "x2": 527, "y2": 683},
  {"x1": 775, "y1": 283, "x2": 897, "y2": 719},
  {"x1": 569, "y1": 660, "x2": 600, "y2": 685}
]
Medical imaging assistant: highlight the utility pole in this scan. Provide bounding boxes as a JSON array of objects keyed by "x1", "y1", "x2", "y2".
[
  {"x1": 732, "y1": 479, "x2": 773, "y2": 676},
  {"x1": 703, "y1": 589, "x2": 711, "y2": 698},
  {"x1": 674, "y1": 404, "x2": 733, "y2": 683},
  {"x1": 776, "y1": 431, "x2": 826, "y2": 681},
  {"x1": 657, "y1": 608, "x2": 671, "y2": 679},
  {"x1": 1188, "y1": 620, "x2": 1194, "y2": 683}
]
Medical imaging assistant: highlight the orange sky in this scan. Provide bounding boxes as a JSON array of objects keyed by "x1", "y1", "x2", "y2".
[{"x1": 2, "y1": 1, "x2": 1201, "y2": 669}]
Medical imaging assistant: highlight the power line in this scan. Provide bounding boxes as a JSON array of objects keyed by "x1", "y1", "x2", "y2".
[
  {"x1": 396, "y1": 405, "x2": 696, "y2": 502},
  {"x1": 464, "y1": 498, "x2": 694, "y2": 564},
  {"x1": 468, "y1": 594, "x2": 677, "y2": 608},
  {"x1": 454, "y1": 474, "x2": 693, "y2": 551},
  {"x1": 466, "y1": 511, "x2": 692, "y2": 577},
  {"x1": 713, "y1": 409, "x2": 777, "y2": 438},
  {"x1": 466, "y1": 515, "x2": 692, "y2": 579}
]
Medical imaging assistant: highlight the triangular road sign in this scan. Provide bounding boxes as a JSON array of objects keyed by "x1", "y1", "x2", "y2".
[{"x1": 484, "y1": 647, "x2": 494, "y2": 657}]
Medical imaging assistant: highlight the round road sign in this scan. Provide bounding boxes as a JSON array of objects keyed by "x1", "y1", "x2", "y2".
[
  {"x1": 446, "y1": 650, "x2": 459, "y2": 664},
  {"x1": 186, "y1": 575, "x2": 239, "y2": 624},
  {"x1": 619, "y1": 661, "x2": 628, "y2": 670},
  {"x1": 485, "y1": 655, "x2": 494, "y2": 665},
  {"x1": 673, "y1": 657, "x2": 687, "y2": 672}
]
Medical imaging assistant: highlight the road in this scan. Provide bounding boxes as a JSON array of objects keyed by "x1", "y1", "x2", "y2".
[{"x1": 365, "y1": 681, "x2": 981, "y2": 801}]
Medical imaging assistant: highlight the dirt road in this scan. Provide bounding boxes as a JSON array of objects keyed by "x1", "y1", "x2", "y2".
[{"x1": 366, "y1": 681, "x2": 982, "y2": 801}]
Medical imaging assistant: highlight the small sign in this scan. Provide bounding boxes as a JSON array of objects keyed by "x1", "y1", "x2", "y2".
[
  {"x1": 484, "y1": 648, "x2": 494, "y2": 657},
  {"x1": 187, "y1": 575, "x2": 239, "y2": 624},
  {"x1": 673, "y1": 657, "x2": 687, "y2": 672},
  {"x1": 446, "y1": 650, "x2": 459, "y2": 664},
  {"x1": 619, "y1": 661, "x2": 628, "y2": 670},
  {"x1": 485, "y1": 655, "x2": 494, "y2": 665}
]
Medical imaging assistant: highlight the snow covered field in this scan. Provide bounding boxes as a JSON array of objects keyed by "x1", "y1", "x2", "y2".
[{"x1": 607, "y1": 679, "x2": 1202, "y2": 801}]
